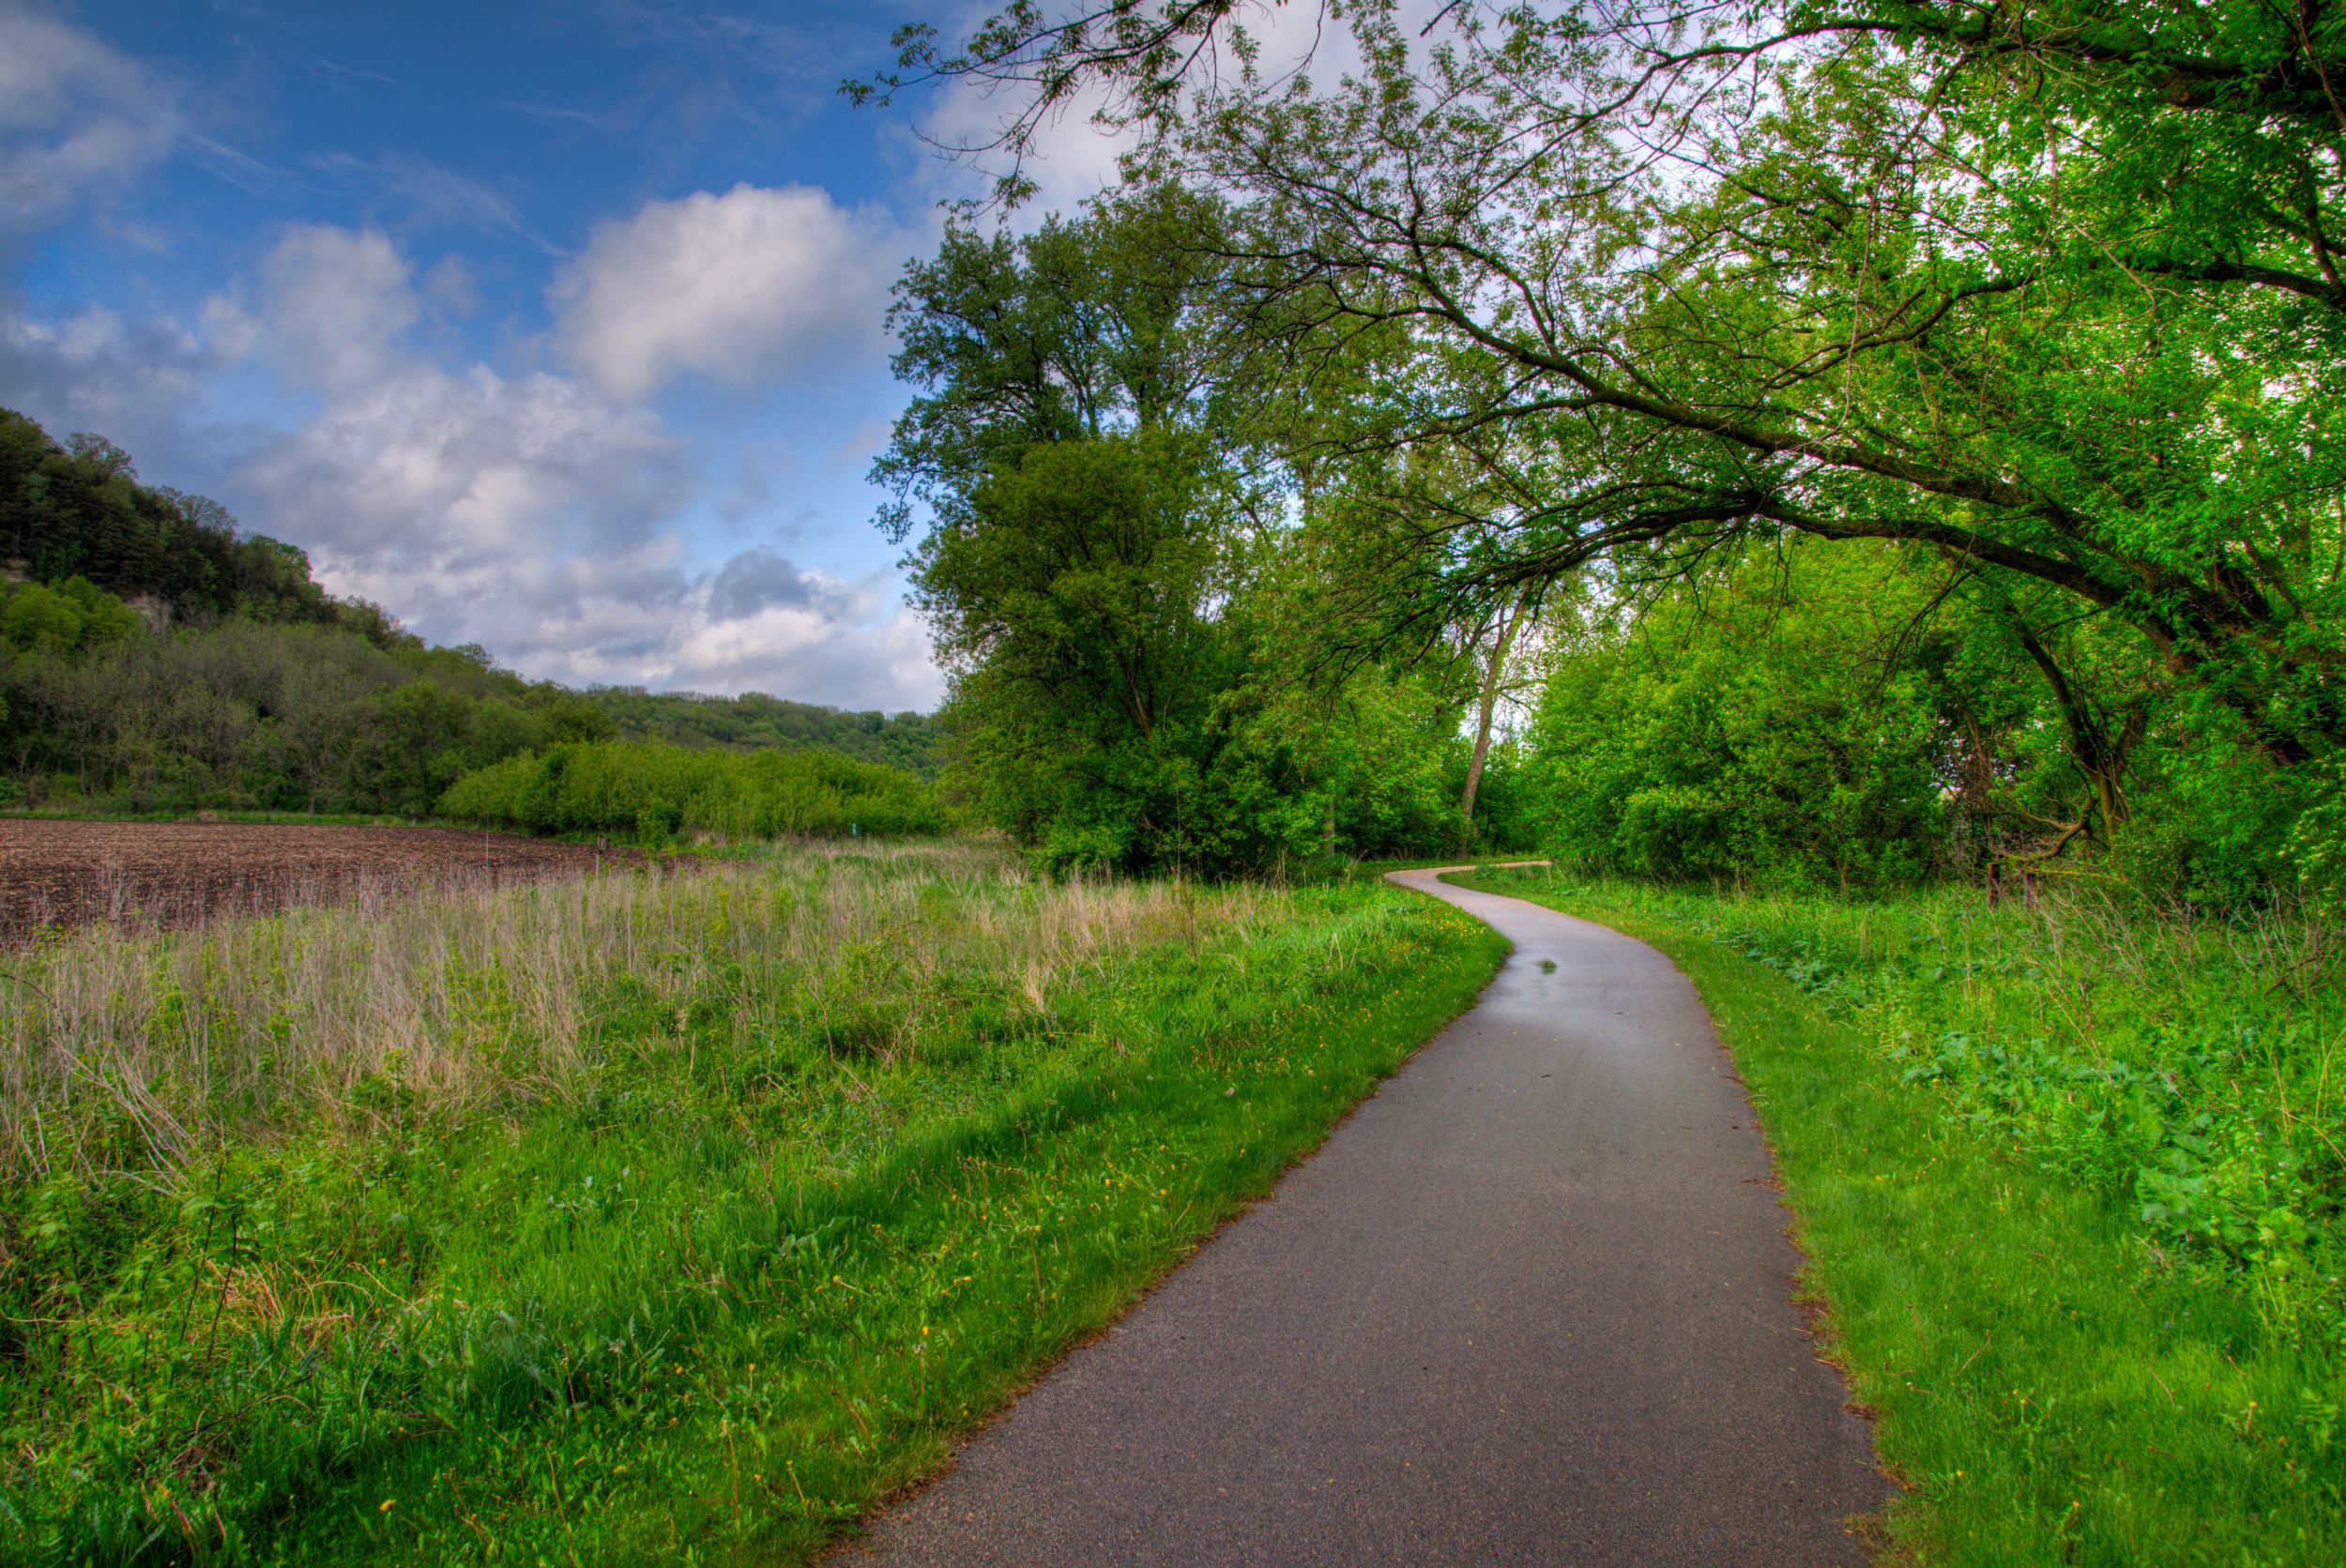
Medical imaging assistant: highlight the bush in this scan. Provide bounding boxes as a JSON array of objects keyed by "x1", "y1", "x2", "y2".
[{"x1": 438, "y1": 739, "x2": 949, "y2": 843}]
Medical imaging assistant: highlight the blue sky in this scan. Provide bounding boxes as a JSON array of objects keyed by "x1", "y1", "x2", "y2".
[{"x1": 0, "y1": 0, "x2": 1130, "y2": 709}]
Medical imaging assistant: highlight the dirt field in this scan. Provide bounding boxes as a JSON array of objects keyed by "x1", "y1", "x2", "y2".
[{"x1": 0, "y1": 820, "x2": 642, "y2": 944}]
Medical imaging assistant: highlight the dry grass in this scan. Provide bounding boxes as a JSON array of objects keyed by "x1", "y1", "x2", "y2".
[{"x1": 0, "y1": 841, "x2": 1274, "y2": 1183}]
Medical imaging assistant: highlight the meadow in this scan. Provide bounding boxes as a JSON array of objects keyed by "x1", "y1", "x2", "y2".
[
  {"x1": 0, "y1": 845, "x2": 1503, "y2": 1566},
  {"x1": 1461, "y1": 866, "x2": 2346, "y2": 1567}
]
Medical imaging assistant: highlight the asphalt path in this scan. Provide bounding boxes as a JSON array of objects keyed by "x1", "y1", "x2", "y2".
[{"x1": 831, "y1": 867, "x2": 1888, "y2": 1566}]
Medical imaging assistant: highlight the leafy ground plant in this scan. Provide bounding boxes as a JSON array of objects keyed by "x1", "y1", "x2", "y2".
[
  {"x1": 1, "y1": 845, "x2": 1504, "y2": 1565},
  {"x1": 1461, "y1": 866, "x2": 2345, "y2": 1567}
]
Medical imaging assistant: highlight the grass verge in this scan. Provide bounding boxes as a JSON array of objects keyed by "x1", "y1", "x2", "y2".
[
  {"x1": 1455, "y1": 867, "x2": 2342, "y2": 1568},
  {"x1": 3, "y1": 847, "x2": 1504, "y2": 1566}
]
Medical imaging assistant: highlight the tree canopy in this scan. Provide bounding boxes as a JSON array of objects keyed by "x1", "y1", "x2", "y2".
[{"x1": 858, "y1": 0, "x2": 2346, "y2": 896}]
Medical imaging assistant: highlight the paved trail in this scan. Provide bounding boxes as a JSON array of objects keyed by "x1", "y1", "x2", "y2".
[{"x1": 833, "y1": 869, "x2": 1888, "y2": 1566}]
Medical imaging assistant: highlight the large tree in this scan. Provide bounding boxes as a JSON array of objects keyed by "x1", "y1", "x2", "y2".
[{"x1": 862, "y1": 2, "x2": 2346, "y2": 773}]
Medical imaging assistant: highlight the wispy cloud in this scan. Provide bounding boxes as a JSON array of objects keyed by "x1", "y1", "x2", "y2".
[
  {"x1": 309, "y1": 149, "x2": 556, "y2": 252},
  {"x1": 315, "y1": 58, "x2": 397, "y2": 86},
  {"x1": 499, "y1": 99, "x2": 613, "y2": 131},
  {"x1": 0, "y1": 1, "x2": 184, "y2": 221}
]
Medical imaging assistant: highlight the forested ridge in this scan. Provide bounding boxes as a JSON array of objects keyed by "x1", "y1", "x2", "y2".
[{"x1": 0, "y1": 407, "x2": 939, "y2": 821}]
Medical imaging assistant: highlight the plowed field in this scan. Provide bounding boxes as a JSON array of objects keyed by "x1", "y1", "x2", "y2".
[{"x1": 0, "y1": 820, "x2": 640, "y2": 943}]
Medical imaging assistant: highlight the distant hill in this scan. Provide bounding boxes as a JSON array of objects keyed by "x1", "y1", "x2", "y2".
[{"x1": 0, "y1": 410, "x2": 937, "y2": 813}]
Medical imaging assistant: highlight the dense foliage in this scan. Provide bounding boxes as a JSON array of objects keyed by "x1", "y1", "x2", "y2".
[
  {"x1": 862, "y1": 0, "x2": 2346, "y2": 901},
  {"x1": 1523, "y1": 547, "x2": 1948, "y2": 890},
  {"x1": 438, "y1": 740, "x2": 949, "y2": 842},
  {"x1": 574, "y1": 688, "x2": 940, "y2": 776},
  {"x1": 877, "y1": 191, "x2": 1532, "y2": 874}
]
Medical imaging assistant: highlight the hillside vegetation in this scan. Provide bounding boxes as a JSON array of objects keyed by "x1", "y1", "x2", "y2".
[{"x1": 0, "y1": 409, "x2": 937, "y2": 825}]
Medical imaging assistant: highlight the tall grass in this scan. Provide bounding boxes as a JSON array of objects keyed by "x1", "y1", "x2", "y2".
[
  {"x1": 1577, "y1": 878, "x2": 2345, "y2": 1337},
  {"x1": 1, "y1": 845, "x2": 1502, "y2": 1565},
  {"x1": 2, "y1": 842, "x2": 1210, "y2": 1181}
]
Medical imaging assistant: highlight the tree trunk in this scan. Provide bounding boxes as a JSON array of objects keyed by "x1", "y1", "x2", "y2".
[{"x1": 1461, "y1": 590, "x2": 1528, "y2": 830}]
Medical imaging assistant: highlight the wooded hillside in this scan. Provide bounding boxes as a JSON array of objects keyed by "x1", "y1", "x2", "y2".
[{"x1": 0, "y1": 410, "x2": 938, "y2": 817}]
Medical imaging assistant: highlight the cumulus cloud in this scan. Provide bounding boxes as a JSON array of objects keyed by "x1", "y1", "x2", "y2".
[
  {"x1": 234, "y1": 353, "x2": 943, "y2": 708},
  {"x1": 631, "y1": 557, "x2": 944, "y2": 711},
  {"x1": 706, "y1": 545, "x2": 822, "y2": 620},
  {"x1": 203, "y1": 225, "x2": 420, "y2": 386},
  {"x1": 236, "y1": 361, "x2": 686, "y2": 586},
  {"x1": 0, "y1": 301, "x2": 239, "y2": 484},
  {"x1": 551, "y1": 182, "x2": 908, "y2": 401},
  {"x1": 176, "y1": 221, "x2": 942, "y2": 708},
  {"x1": 0, "y1": 3, "x2": 182, "y2": 221}
]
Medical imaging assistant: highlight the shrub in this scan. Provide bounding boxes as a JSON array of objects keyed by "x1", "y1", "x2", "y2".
[{"x1": 438, "y1": 740, "x2": 949, "y2": 843}]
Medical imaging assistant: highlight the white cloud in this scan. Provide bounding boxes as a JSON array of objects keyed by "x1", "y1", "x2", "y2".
[
  {"x1": 233, "y1": 355, "x2": 942, "y2": 708},
  {"x1": 0, "y1": 3, "x2": 182, "y2": 221},
  {"x1": 0, "y1": 301, "x2": 232, "y2": 480},
  {"x1": 236, "y1": 361, "x2": 684, "y2": 577},
  {"x1": 636, "y1": 560, "x2": 944, "y2": 711},
  {"x1": 174, "y1": 221, "x2": 941, "y2": 708},
  {"x1": 203, "y1": 224, "x2": 419, "y2": 387},
  {"x1": 551, "y1": 182, "x2": 908, "y2": 401}
]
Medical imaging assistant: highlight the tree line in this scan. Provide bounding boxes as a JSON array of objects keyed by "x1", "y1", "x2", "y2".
[
  {"x1": 852, "y1": 0, "x2": 2346, "y2": 900},
  {"x1": 0, "y1": 409, "x2": 939, "y2": 821}
]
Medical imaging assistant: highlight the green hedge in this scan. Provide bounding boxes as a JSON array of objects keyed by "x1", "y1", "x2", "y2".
[{"x1": 438, "y1": 740, "x2": 950, "y2": 841}]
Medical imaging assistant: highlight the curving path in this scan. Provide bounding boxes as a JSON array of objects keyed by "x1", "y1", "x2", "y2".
[{"x1": 830, "y1": 868, "x2": 1888, "y2": 1566}]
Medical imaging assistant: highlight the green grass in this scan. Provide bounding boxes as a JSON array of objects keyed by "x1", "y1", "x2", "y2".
[
  {"x1": 1455, "y1": 867, "x2": 2344, "y2": 1567},
  {"x1": 2, "y1": 846, "x2": 1505, "y2": 1565}
]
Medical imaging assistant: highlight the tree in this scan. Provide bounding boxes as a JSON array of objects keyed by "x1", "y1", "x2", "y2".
[
  {"x1": 920, "y1": 431, "x2": 1272, "y2": 870},
  {"x1": 1459, "y1": 586, "x2": 1534, "y2": 833},
  {"x1": 1525, "y1": 540, "x2": 1950, "y2": 889},
  {"x1": 868, "y1": 1, "x2": 2346, "y2": 780},
  {"x1": 875, "y1": 184, "x2": 1259, "y2": 540}
]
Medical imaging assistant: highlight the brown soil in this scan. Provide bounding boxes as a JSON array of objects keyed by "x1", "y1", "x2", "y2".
[{"x1": 0, "y1": 819, "x2": 642, "y2": 944}]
